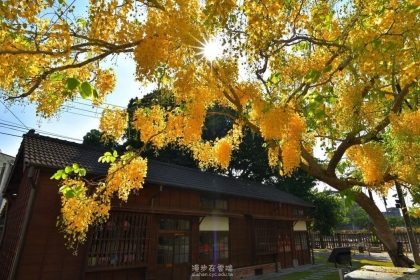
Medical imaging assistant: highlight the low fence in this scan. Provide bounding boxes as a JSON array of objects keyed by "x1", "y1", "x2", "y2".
[{"x1": 313, "y1": 232, "x2": 420, "y2": 252}]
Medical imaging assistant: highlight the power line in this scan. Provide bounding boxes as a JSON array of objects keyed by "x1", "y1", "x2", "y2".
[
  {"x1": 0, "y1": 127, "x2": 83, "y2": 143},
  {"x1": 61, "y1": 104, "x2": 103, "y2": 116},
  {"x1": 0, "y1": 100, "x2": 29, "y2": 130},
  {"x1": 0, "y1": 124, "x2": 27, "y2": 134},
  {"x1": 0, "y1": 122, "x2": 83, "y2": 142},
  {"x1": 74, "y1": 97, "x2": 126, "y2": 109},
  {"x1": 61, "y1": 110, "x2": 101, "y2": 119},
  {"x1": 0, "y1": 119, "x2": 84, "y2": 142},
  {"x1": 0, "y1": 131, "x2": 22, "y2": 138}
]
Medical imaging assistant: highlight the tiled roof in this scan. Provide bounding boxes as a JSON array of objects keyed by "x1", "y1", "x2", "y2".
[
  {"x1": 23, "y1": 130, "x2": 109, "y2": 175},
  {"x1": 21, "y1": 131, "x2": 314, "y2": 207}
]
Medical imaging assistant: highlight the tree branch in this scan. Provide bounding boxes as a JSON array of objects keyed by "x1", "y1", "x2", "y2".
[{"x1": 6, "y1": 40, "x2": 142, "y2": 100}]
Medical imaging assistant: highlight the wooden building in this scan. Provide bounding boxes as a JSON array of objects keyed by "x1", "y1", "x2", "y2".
[{"x1": 0, "y1": 131, "x2": 314, "y2": 280}]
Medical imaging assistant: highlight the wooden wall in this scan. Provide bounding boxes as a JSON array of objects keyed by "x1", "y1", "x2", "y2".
[
  {"x1": 0, "y1": 166, "x2": 32, "y2": 280},
  {"x1": 2, "y1": 166, "x2": 309, "y2": 280},
  {"x1": 16, "y1": 169, "x2": 86, "y2": 280}
]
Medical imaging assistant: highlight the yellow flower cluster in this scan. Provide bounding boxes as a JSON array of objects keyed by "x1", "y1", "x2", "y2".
[
  {"x1": 268, "y1": 146, "x2": 279, "y2": 168},
  {"x1": 250, "y1": 103, "x2": 305, "y2": 176},
  {"x1": 58, "y1": 156, "x2": 147, "y2": 250},
  {"x1": 94, "y1": 69, "x2": 116, "y2": 101},
  {"x1": 99, "y1": 108, "x2": 128, "y2": 141},
  {"x1": 346, "y1": 143, "x2": 387, "y2": 185},
  {"x1": 390, "y1": 112, "x2": 420, "y2": 138},
  {"x1": 132, "y1": 106, "x2": 167, "y2": 148},
  {"x1": 388, "y1": 112, "x2": 420, "y2": 184},
  {"x1": 58, "y1": 179, "x2": 110, "y2": 250},
  {"x1": 281, "y1": 114, "x2": 306, "y2": 176},
  {"x1": 105, "y1": 156, "x2": 148, "y2": 202},
  {"x1": 189, "y1": 123, "x2": 242, "y2": 169}
]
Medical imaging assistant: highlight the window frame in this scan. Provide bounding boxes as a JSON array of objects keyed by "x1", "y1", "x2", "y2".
[
  {"x1": 292, "y1": 207, "x2": 305, "y2": 217},
  {"x1": 199, "y1": 196, "x2": 228, "y2": 211},
  {"x1": 199, "y1": 231, "x2": 229, "y2": 261},
  {"x1": 254, "y1": 220, "x2": 292, "y2": 255},
  {"x1": 0, "y1": 201, "x2": 8, "y2": 248},
  {"x1": 157, "y1": 217, "x2": 191, "y2": 265},
  {"x1": 86, "y1": 212, "x2": 151, "y2": 270}
]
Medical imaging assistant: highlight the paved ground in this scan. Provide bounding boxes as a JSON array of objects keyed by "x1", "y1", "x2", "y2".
[{"x1": 247, "y1": 250, "x2": 397, "y2": 279}]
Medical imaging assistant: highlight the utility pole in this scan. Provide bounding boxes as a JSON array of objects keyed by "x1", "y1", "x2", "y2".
[{"x1": 395, "y1": 181, "x2": 420, "y2": 265}]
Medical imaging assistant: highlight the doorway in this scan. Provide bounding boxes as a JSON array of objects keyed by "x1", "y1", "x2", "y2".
[{"x1": 156, "y1": 218, "x2": 190, "y2": 280}]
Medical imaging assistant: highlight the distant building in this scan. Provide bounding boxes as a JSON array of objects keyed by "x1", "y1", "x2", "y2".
[
  {"x1": 0, "y1": 152, "x2": 14, "y2": 241},
  {"x1": 0, "y1": 152, "x2": 14, "y2": 212},
  {"x1": 382, "y1": 207, "x2": 401, "y2": 218}
]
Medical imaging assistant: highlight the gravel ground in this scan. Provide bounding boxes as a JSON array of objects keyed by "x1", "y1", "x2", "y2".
[{"x1": 246, "y1": 250, "x2": 409, "y2": 279}]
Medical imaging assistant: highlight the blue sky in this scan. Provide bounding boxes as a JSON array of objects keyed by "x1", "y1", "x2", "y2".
[
  {"x1": 0, "y1": 0, "x2": 153, "y2": 157},
  {"x1": 0, "y1": 58, "x2": 153, "y2": 158}
]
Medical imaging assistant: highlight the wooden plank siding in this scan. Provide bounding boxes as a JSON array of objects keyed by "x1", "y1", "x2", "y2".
[
  {"x1": 0, "y1": 166, "x2": 34, "y2": 280},
  {"x1": 2, "y1": 167, "x2": 310, "y2": 280},
  {"x1": 16, "y1": 169, "x2": 86, "y2": 280}
]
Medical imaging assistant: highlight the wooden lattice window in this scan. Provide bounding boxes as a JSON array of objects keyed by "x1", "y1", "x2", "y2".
[
  {"x1": 200, "y1": 197, "x2": 228, "y2": 210},
  {"x1": 157, "y1": 235, "x2": 190, "y2": 264},
  {"x1": 0, "y1": 202, "x2": 8, "y2": 248},
  {"x1": 157, "y1": 218, "x2": 190, "y2": 265},
  {"x1": 86, "y1": 212, "x2": 150, "y2": 269},
  {"x1": 292, "y1": 207, "x2": 305, "y2": 217},
  {"x1": 294, "y1": 231, "x2": 308, "y2": 250},
  {"x1": 199, "y1": 231, "x2": 229, "y2": 260},
  {"x1": 254, "y1": 220, "x2": 291, "y2": 254}
]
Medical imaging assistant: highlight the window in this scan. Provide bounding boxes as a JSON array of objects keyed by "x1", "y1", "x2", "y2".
[
  {"x1": 254, "y1": 220, "x2": 291, "y2": 254},
  {"x1": 199, "y1": 231, "x2": 229, "y2": 260},
  {"x1": 200, "y1": 197, "x2": 228, "y2": 210},
  {"x1": 157, "y1": 235, "x2": 189, "y2": 264},
  {"x1": 292, "y1": 207, "x2": 305, "y2": 217},
  {"x1": 0, "y1": 202, "x2": 8, "y2": 248},
  {"x1": 294, "y1": 232, "x2": 308, "y2": 251},
  {"x1": 159, "y1": 218, "x2": 190, "y2": 230},
  {"x1": 86, "y1": 212, "x2": 150, "y2": 269},
  {"x1": 157, "y1": 218, "x2": 190, "y2": 265}
]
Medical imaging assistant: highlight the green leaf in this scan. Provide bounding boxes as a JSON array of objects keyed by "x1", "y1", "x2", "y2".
[
  {"x1": 92, "y1": 89, "x2": 99, "y2": 99},
  {"x1": 79, "y1": 168, "x2": 86, "y2": 176},
  {"x1": 386, "y1": 42, "x2": 396, "y2": 51},
  {"x1": 371, "y1": 39, "x2": 381, "y2": 50},
  {"x1": 79, "y1": 82, "x2": 92, "y2": 99},
  {"x1": 113, "y1": 150, "x2": 118, "y2": 157},
  {"x1": 77, "y1": 18, "x2": 87, "y2": 28},
  {"x1": 59, "y1": 186, "x2": 70, "y2": 193},
  {"x1": 50, "y1": 73, "x2": 65, "y2": 81},
  {"x1": 306, "y1": 70, "x2": 321, "y2": 83},
  {"x1": 378, "y1": 90, "x2": 386, "y2": 99},
  {"x1": 72, "y1": 163, "x2": 80, "y2": 173},
  {"x1": 61, "y1": 173, "x2": 68, "y2": 179},
  {"x1": 58, "y1": 0, "x2": 66, "y2": 4},
  {"x1": 64, "y1": 166, "x2": 73, "y2": 174},
  {"x1": 269, "y1": 73, "x2": 281, "y2": 84},
  {"x1": 340, "y1": 188, "x2": 356, "y2": 208},
  {"x1": 66, "y1": 78, "x2": 80, "y2": 90},
  {"x1": 323, "y1": 64, "x2": 333, "y2": 73},
  {"x1": 327, "y1": 96, "x2": 337, "y2": 103},
  {"x1": 65, "y1": 190, "x2": 75, "y2": 199},
  {"x1": 62, "y1": 91, "x2": 71, "y2": 98}
]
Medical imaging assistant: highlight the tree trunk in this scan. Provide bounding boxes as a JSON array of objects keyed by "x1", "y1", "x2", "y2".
[
  {"x1": 300, "y1": 162, "x2": 414, "y2": 267},
  {"x1": 354, "y1": 191, "x2": 414, "y2": 267}
]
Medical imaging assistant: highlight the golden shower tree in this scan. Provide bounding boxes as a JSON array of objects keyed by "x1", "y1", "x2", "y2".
[{"x1": 2, "y1": 0, "x2": 420, "y2": 266}]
